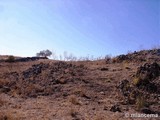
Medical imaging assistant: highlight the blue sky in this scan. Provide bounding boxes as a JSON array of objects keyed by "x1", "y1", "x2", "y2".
[{"x1": 0, "y1": 0, "x2": 159, "y2": 58}]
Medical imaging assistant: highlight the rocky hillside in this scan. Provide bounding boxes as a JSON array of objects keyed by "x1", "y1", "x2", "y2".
[{"x1": 0, "y1": 49, "x2": 160, "y2": 120}]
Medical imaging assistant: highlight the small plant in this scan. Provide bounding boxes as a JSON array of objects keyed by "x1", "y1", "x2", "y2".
[{"x1": 5, "y1": 56, "x2": 15, "y2": 63}]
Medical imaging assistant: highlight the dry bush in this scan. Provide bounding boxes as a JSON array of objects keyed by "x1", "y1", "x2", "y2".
[
  {"x1": 136, "y1": 95, "x2": 146, "y2": 111},
  {"x1": 5, "y1": 56, "x2": 15, "y2": 63},
  {"x1": 133, "y1": 77, "x2": 141, "y2": 86}
]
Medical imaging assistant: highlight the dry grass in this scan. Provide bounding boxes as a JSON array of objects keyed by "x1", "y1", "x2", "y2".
[
  {"x1": 69, "y1": 95, "x2": 81, "y2": 105},
  {"x1": 94, "y1": 115, "x2": 104, "y2": 120},
  {"x1": 0, "y1": 98, "x2": 6, "y2": 107},
  {"x1": 0, "y1": 49, "x2": 159, "y2": 119},
  {"x1": 133, "y1": 77, "x2": 141, "y2": 86},
  {"x1": 136, "y1": 95, "x2": 146, "y2": 111},
  {"x1": 122, "y1": 61, "x2": 130, "y2": 69},
  {"x1": 0, "y1": 111, "x2": 22, "y2": 120}
]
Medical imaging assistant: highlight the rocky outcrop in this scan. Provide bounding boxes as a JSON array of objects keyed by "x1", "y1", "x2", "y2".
[
  {"x1": 22, "y1": 63, "x2": 49, "y2": 78},
  {"x1": 135, "y1": 62, "x2": 160, "y2": 93},
  {"x1": 118, "y1": 62, "x2": 160, "y2": 114},
  {"x1": 136, "y1": 62, "x2": 160, "y2": 82},
  {"x1": 16, "y1": 57, "x2": 48, "y2": 62}
]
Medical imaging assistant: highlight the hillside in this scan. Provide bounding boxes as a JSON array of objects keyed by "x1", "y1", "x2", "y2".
[{"x1": 0, "y1": 49, "x2": 160, "y2": 120}]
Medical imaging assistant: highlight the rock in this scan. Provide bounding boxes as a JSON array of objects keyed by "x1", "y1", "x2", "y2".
[
  {"x1": 103, "y1": 106, "x2": 108, "y2": 111},
  {"x1": 118, "y1": 79, "x2": 131, "y2": 96},
  {"x1": 136, "y1": 62, "x2": 160, "y2": 82},
  {"x1": 145, "y1": 83, "x2": 157, "y2": 93},
  {"x1": 156, "y1": 49, "x2": 160, "y2": 56},
  {"x1": 0, "y1": 86, "x2": 11, "y2": 93},
  {"x1": 55, "y1": 79, "x2": 67, "y2": 84},
  {"x1": 141, "y1": 108, "x2": 156, "y2": 114},
  {"x1": 110, "y1": 104, "x2": 121, "y2": 112},
  {"x1": 116, "y1": 55, "x2": 129, "y2": 63},
  {"x1": 22, "y1": 63, "x2": 49, "y2": 78},
  {"x1": 100, "y1": 91, "x2": 105, "y2": 95},
  {"x1": 135, "y1": 62, "x2": 160, "y2": 91},
  {"x1": 16, "y1": 57, "x2": 48, "y2": 62},
  {"x1": 100, "y1": 67, "x2": 109, "y2": 71}
]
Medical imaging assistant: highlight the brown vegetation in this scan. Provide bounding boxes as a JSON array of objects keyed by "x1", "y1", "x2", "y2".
[{"x1": 0, "y1": 49, "x2": 159, "y2": 120}]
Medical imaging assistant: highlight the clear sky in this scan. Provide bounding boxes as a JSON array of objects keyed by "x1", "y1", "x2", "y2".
[{"x1": 0, "y1": 0, "x2": 159, "y2": 58}]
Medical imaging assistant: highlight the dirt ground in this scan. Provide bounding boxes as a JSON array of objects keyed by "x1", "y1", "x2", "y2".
[{"x1": 0, "y1": 49, "x2": 160, "y2": 120}]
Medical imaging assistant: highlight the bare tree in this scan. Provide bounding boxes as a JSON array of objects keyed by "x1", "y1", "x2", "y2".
[
  {"x1": 63, "y1": 51, "x2": 70, "y2": 61},
  {"x1": 59, "y1": 54, "x2": 62, "y2": 61},
  {"x1": 52, "y1": 50, "x2": 57, "y2": 60}
]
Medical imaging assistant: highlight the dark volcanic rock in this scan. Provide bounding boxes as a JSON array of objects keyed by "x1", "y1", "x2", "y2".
[
  {"x1": 0, "y1": 86, "x2": 11, "y2": 93},
  {"x1": 17, "y1": 61, "x2": 87, "y2": 97},
  {"x1": 116, "y1": 55, "x2": 129, "y2": 63},
  {"x1": 16, "y1": 57, "x2": 48, "y2": 62},
  {"x1": 136, "y1": 62, "x2": 160, "y2": 82},
  {"x1": 118, "y1": 79, "x2": 131, "y2": 97},
  {"x1": 100, "y1": 67, "x2": 109, "y2": 71},
  {"x1": 141, "y1": 108, "x2": 156, "y2": 114},
  {"x1": 135, "y1": 62, "x2": 160, "y2": 93},
  {"x1": 110, "y1": 104, "x2": 121, "y2": 112},
  {"x1": 23, "y1": 63, "x2": 49, "y2": 78}
]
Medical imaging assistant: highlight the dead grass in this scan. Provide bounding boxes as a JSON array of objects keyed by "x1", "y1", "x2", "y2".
[
  {"x1": 69, "y1": 95, "x2": 81, "y2": 105},
  {"x1": 0, "y1": 49, "x2": 159, "y2": 119},
  {"x1": 136, "y1": 95, "x2": 146, "y2": 111},
  {"x1": 133, "y1": 77, "x2": 141, "y2": 86},
  {"x1": 94, "y1": 116, "x2": 104, "y2": 120},
  {"x1": 0, "y1": 111, "x2": 22, "y2": 120},
  {"x1": 0, "y1": 98, "x2": 6, "y2": 107}
]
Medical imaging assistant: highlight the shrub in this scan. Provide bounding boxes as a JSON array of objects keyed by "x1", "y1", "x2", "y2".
[
  {"x1": 136, "y1": 95, "x2": 146, "y2": 111},
  {"x1": 105, "y1": 55, "x2": 112, "y2": 63},
  {"x1": 133, "y1": 77, "x2": 141, "y2": 86},
  {"x1": 5, "y1": 56, "x2": 15, "y2": 63}
]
